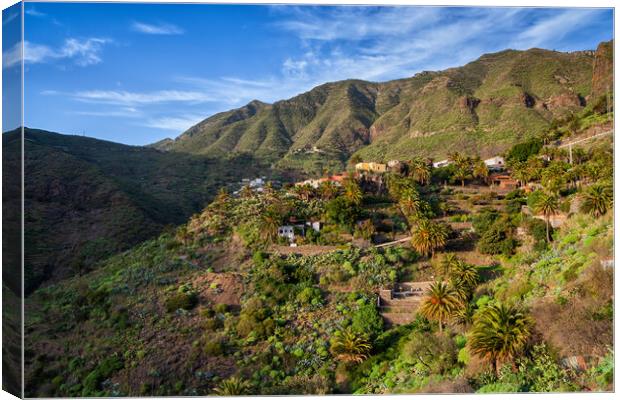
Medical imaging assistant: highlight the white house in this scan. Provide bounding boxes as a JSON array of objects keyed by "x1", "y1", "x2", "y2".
[
  {"x1": 484, "y1": 156, "x2": 505, "y2": 170},
  {"x1": 278, "y1": 226, "x2": 296, "y2": 241},
  {"x1": 305, "y1": 221, "x2": 321, "y2": 232},
  {"x1": 433, "y1": 159, "x2": 451, "y2": 168}
]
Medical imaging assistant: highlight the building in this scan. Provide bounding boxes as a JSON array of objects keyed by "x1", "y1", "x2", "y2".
[
  {"x1": 305, "y1": 221, "x2": 321, "y2": 232},
  {"x1": 295, "y1": 173, "x2": 347, "y2": 189},
  {"x1": 484, "y1": 156, "x2": 505, "y2": 171},
  {"x1": 489, "y1": 174, "x2": 519, "y2": 190},
  {"x1": 355, "y1": 162, "x2": 387, "y2": 174},
  {"x1": 433, "y1": 159, "x2": 451, "y2": 168},
  {"x1": 278, "y1": 226, "x2": 296, "y2": 241}
]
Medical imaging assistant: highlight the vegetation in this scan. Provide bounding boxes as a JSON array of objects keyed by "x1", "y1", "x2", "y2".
[{"x1": 22, "y1": 40, "x2": 613, "y2": 396}]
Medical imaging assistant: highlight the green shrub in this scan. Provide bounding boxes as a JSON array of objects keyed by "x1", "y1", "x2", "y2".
[
  {"x1": 350, "y1": 303, "x2": 384, "y2": 342},
  {"x1": 165, "y1": 291, "x2": 198, "y2": 313},
  {"x1": 204, "y1": 338, "x2": 225, "y2": 356},
  {"x1": 214, "y1": 303, "x2": 228, "y2": 314}
]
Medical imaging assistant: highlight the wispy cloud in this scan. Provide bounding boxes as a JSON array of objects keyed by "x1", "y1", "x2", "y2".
[
  {"x1": 25, "y1": 7, "x2": 46, "y2": 17},
  {"x1": 71, "y1": 107, "x2": 141, "y2": 118},
  {"x1": 131, "y1": 21, "x2": 184, "y2": 35},
  {"x1": 141, "y1": 114, "x2": 206, "y2": 131},
  {"x1": 68, "y1": 89, "x2": 213, "y2": 106},
  {"x1": 512, "y1": 9, "x2": 603, "y2": 48},
  {"x1": 3, "y1": 37, "x2": 110, "y2": 69}
]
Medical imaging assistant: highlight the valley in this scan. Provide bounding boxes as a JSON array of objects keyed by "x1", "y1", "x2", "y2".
[{"x1": 19, "y1": 40, "x2": 614, "y2": 396}]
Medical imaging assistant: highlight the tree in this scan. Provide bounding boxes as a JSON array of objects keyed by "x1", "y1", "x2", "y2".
[
  {"x1": 408, "y1": 157, "x2": 431, "y2": 185},
  {"x1": 330, "y1": 328, "x2": 372, "y2": 364},
  {"x1": 294, "y1": 184, "x2": 314, "y2": 201},
  {"x1": 343, "y1": 177, "x2": 363, "y2": 206},
  {"x1": 398, "y1": 188, "x2": 422, "y2": 219},
  {"x1": 325, "y1": 197, "x2": 361, "y2": 231},
  {"x1": 450, "y1": 261, "x2": 479, "y2": 291},
  {"x1": 419, "y1": 281, "x2": 462, "y2": 333},
  {"x1": 215, "y1": 187, "x2": 231, "y2": 205},
  {"x1": 318, "y1": 181, "x2": 338, "y2": 200},
  {"x1": 532, "y1": 192, "x2": 559, "y2": 242},
  {"x1": 472, "y1": 157, "x2": 489, "y2": 184},
  {"x1": 469, "y1": 303, "x2": 532, "y2": 376},
  {"x1": 355, "y1": 219, "x2": 376, "y2": 241},
  {"x1": 240, "y1": 185, "x2": 253, "y2": 199},
  {"x1": 438, "y1": 253, "x2": 460, "y2": 277},
  {"x1": 580, "y1": 183, "x2": 612, "y2": 217},
  {"x1": 411, "y1": 219, "x2": 449, "y2": 257},
  {"x1": 213, "y1": 377, "x2": 249, "y2": 396},
  {"x1": 260, "y1": 207, "x2": 282, "y2": 243},
  {"x1": 349, "y1": 154, "x2": 363, "y2": 166}
]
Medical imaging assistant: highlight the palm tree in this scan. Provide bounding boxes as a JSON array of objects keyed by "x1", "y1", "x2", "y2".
[
  {"x1": 239, "y1": 185, "x2": 253, "y2": 199},
  {"x1": 472, "y1": 158, "x2": 489, "y2": 185},
  {"x1": 453, "y1": 301, "x2": 476, "y2": 327},
  {"x1": 213, "y1": 377, "x2": 249, "y2": 396},
  {"x1": 411, "y1": 219, "x2": 449, "y2": 257},
  {"x1": 318, "y1": 181, "x2": 338, "y2": 200},
  {"x1": 580, "y1": 183, "x2": 613, "y2": 217},
  {"x1": 215, "y1": 187, "x2": 230, "y2": 205},
  {"x1": 398, "y1": 188, "x2": 422, "y2": 219},
  {"x1": 532, "y1": 192, "x2": 559, "y2": 242},
  {"x1": 450, "y1": 261, "x2": 479, "y2": 290},
  {"x1": 438, "y1": 253, "x2": 460, "y2": 277},
  {"x1": 511, "y1": 163, "x2": 529, "y2": 187},
  {"x1": 330, "y1": 328, "x2": 371, "y2": 364},
  {"x1": 419, "y1": 281, "x2": 462, "y2": 333},
  {"x1": 469, "y1": 303, "x2": 532, "y2": 376},
  {"x1": 343, "y1": 178, "x2": 363, "y2": 206},
  {"x1": 409, "y1": 157, "x2": 431, "y2": 185},
  {"x1": 260, "y1": 207, "x2": 282, "y2": 243}
]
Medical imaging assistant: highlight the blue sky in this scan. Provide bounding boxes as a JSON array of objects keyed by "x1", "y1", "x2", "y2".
[{"x1": 2, "y1": 4, "x2": 613, "y2": 145}]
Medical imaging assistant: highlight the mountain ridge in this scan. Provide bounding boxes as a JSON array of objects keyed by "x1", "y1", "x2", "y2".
[{"x1": 152, "y1": 41, "x2": 612, "y2": 173}]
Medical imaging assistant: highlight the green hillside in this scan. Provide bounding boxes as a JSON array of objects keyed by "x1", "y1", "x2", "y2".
[
  {"x1": 155, "y1": 42, "x2": 610, "y2": 172},
  {"x1": 17, "y1": 128, "x2": 268, "y2": 292},
  {"x1": 24, "y1": 118, "x2": 613, "y2": 395}
]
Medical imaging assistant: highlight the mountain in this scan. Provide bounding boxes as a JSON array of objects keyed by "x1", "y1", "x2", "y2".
[
  {"x1": 154, "y1": 41, "x2": 612, "y2": 173},
  {"x1": 14, "y1": 128, "x2": 267, "y2": 293}
]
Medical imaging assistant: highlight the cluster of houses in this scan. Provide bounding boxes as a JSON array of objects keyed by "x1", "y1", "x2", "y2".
[{"x1": 294, "y1": 173, "x2": 347, "y2": 189}]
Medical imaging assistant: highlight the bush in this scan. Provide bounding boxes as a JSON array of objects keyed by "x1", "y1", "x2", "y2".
[
  {"x1": 165, "y1": 291, "x2": 198, "y2": 313},
  {"x1": 506, "y1": 138, "x2": 542, "y2": 164},
  {"x1": 82, "y1": 355, "x2": 123, "y2": 396},
  {"x1": 296, "y1": 286, "x2": 323, "y2": 307},
  {"x1": 326, "y1": 197, "x2": 361, "y2": 231},
  {"x1": 477, "y1": 219, "x2": 517, "y2": 255},
  {"x1": 204, "y1": 338, "x2": 225, "y2": 356},
  {"x1": 350, "y1": 303, "x2": 384, "y2": 342},
  {"x1": 214, "y1": 303, "x2": 228, "y2": 314}
]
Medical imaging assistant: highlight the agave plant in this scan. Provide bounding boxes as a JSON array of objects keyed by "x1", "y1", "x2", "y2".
[
  {"x1": 213, "y1": 377, "x2": 249, "y2": 396},
  {"x1": 330, "y1": 328, "x2": 371, "y2": 364}
]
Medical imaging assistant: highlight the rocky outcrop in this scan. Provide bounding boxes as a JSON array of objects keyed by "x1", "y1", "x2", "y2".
[
  {"x1": 546, "y1": 92, "x2": 583, "y2": 110},
  {"x1": 591, "y1": 40, "x2": 613, "y2": 98}
]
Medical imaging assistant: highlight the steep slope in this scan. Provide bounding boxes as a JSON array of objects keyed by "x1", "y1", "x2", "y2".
[
  {"x1": 18, "y1": 128, "x2": 266, "y2": 292},
  {"x1": 155, "y1": 42, "x2": 611, "y2": 171}
]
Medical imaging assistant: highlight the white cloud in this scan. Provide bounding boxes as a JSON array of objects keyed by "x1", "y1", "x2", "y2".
[
  {"x1": 51, "y1": 89, "x2": 214, "y2": 106},
  {"x1": 141, "y1": 114, "x2": 206, "y2": 131},
  {"x1": 25, "y1": 7, "x2": 46, "y2": 17},
  {"x1": 71, "y1": 107, "x2": 141, "y2": 118},
  {"x1": 512, "y1": 9, "x2": 602, "y2": 49},
  {"x1": 3, "y1": 38, "x2": 110, "y2": 69},
  {"x1": 131, "y1": 21, "x2": 184, "y2": 35}
]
